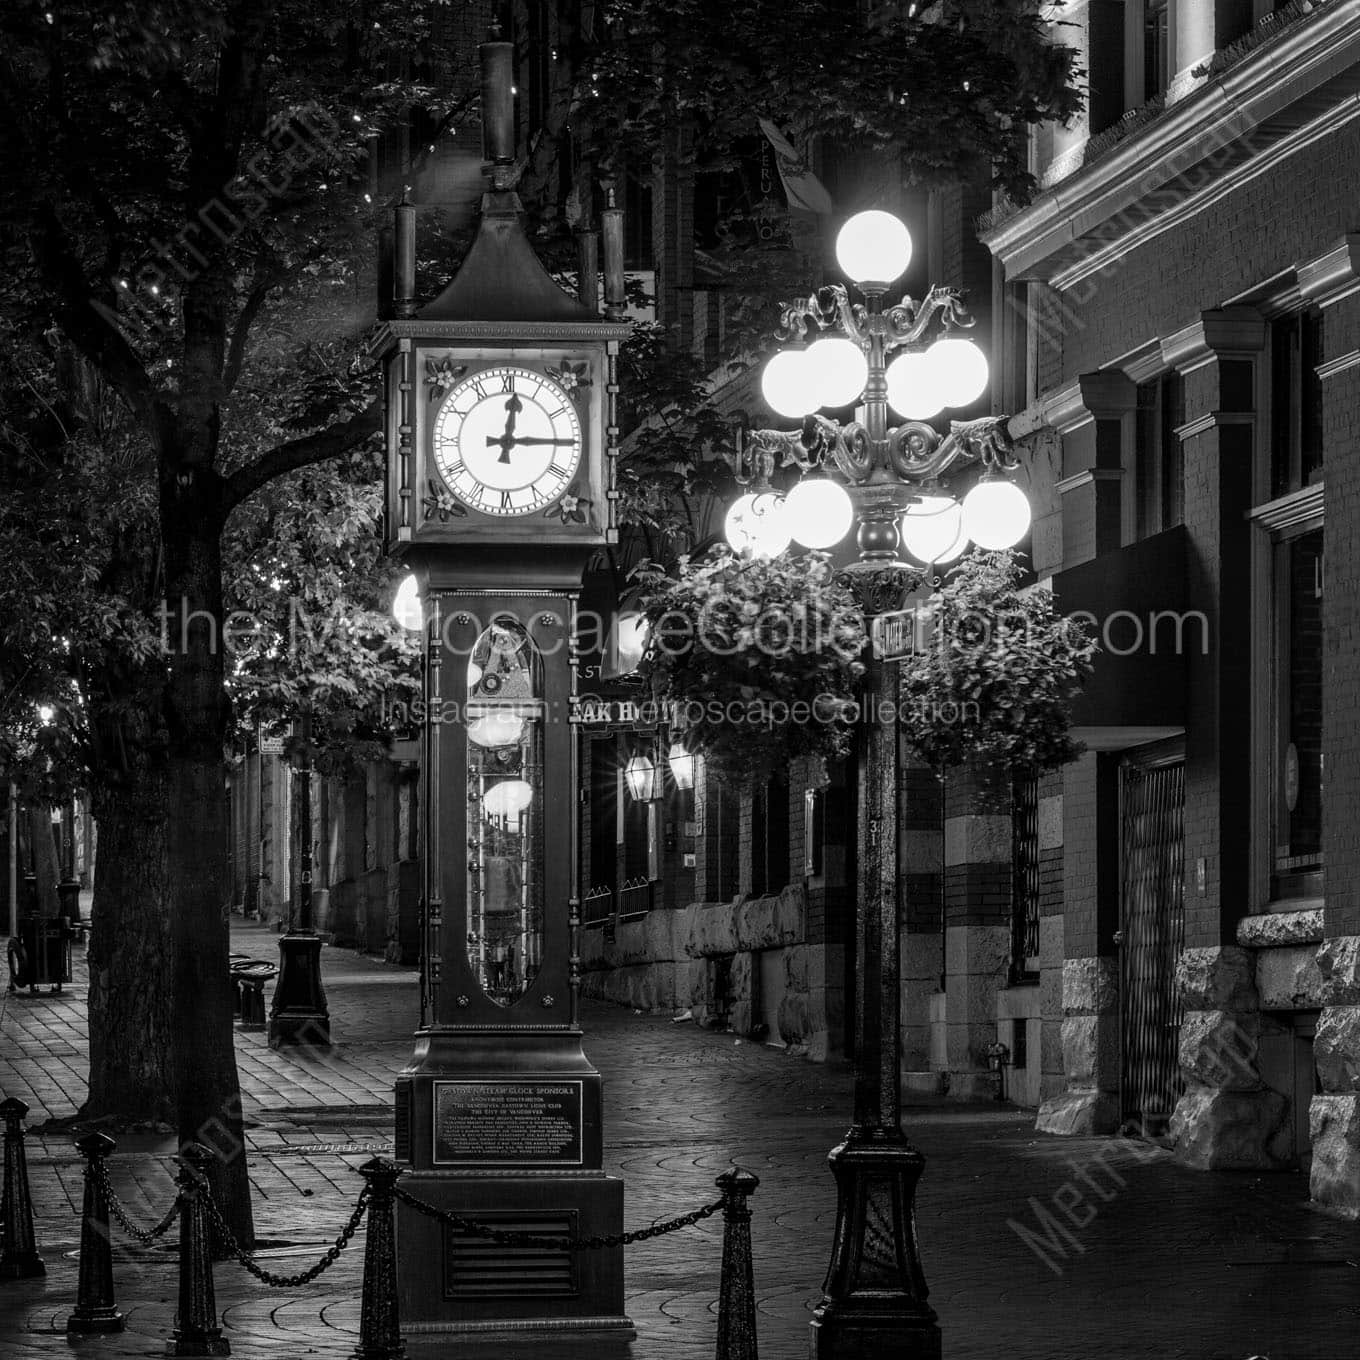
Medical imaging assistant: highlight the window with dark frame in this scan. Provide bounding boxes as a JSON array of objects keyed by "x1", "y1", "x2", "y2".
[
  {"x1": 1270, "y1": 310, "x2": 1325, "y2": 498},
  {"x1": 585, "y1": 739, "x2": 618, "y2": 924},
  {"x1": 1135, "y1": 371, "x2": 1185, "y2": 539},
  {"x1": 1271, "y1": 526, "x2": 1324, "y2": 897},
  {"x1": 1011, "y1": 772, "x2": 1041, "y2": 981},
  {"x1": 1144, "y1": 0, "x2": 1171, "y2": 103},
  {"x1": 750, "y1": 773, "x2": 790, "y2": 898}
]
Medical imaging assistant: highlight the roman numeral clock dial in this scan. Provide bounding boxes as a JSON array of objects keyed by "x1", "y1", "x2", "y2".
[{"x1": 430, "y1": 365, "x2": 583, "y2": 518}]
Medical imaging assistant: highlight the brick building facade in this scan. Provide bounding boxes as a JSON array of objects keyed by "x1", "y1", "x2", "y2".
[{"x1": 980, "y1": 0, "x2": 1360, "y2": 1215}]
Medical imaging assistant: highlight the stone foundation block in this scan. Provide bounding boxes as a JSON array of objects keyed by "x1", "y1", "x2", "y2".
[
  {"x1": 1176, "y1": 946, "x2": 1258, "y2": 1012},
  {"x1": 1177, "y1": 1010, "x2": 1261, "y2": 1092},
  {"x1": 1255, "y1": 945, "x2": 1324, "y2": 1011},
  {"x1": 1060, "y1": 1014, "x2": 1118, "y2": 1085},
  {"x1": 1035, "y1": 1089, "x2": 1119, "y2": 1136},
  {"x1": 684, "y1": 902, "x2": 739, "y2": 958},
  {"x1": 1316, "y1": 936, "x2": 1360, "y2": 1006},
  {"x1": 1313, "y1": 1006, "x2": 1360, "y2": 1094},
  {"x1": 729, "y1": 951, "x2": 754, "y2": 1036},
  {"x1": 1309, "y1": 1094, "x2": 1360, "y2": 1218},
  {"x1": 1169, "y1": 1084, "x2": 1289, "y2": 1170},
  {"x1": 735, "y1": 885, "x2": 804, "y2": 952},
  {"x1": 1062, "y1": 956, "x2": 1118, "y2": 1016}
]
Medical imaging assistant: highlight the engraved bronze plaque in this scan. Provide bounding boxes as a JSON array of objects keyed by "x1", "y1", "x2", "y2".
[{"x1": 432, "y1": 1080, "x2": 584, "y2": 1166}]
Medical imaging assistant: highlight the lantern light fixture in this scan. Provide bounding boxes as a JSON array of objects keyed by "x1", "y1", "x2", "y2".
[
  {"x1": 393, "y1": 573, "x2": 423, "y2": 631},
  {"x1": 624, "y1": 752, "x2": 660, "y2": 803},
  {"x1": 482, "y1": 778, "x2": 534, "y2": 819},
  {"x1": 927, "y1": 336, "x2": 990, "y2": 409},
  {"x1": 666, "y1": 741, "x2": 695, "y2": 791},
  {"x1": 725, "y1": 491, "x2": 791, "y2": 558},
  {"x1": 884, "y1": 350, "x2": 944, "y2": 421},
  {"x1": 783, "y1": 477, "x2": 855, "y2": 551},
  {"x1": 467, "y1": 712, "x2": 525, "y2": 749}
]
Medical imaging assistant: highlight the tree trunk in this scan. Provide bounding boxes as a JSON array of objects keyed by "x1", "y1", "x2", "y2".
[
  {"x1": 85, "y1": 762, "x2": 175, "y2": 1124},
  {"x1": 163, "y1": 485, "x2": 254, "y2": 1254},
  {"x1": 22, "y1": 806, "x2": 61, "y2": 917}
]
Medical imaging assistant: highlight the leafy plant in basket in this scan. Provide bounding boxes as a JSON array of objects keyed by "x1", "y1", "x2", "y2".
[
  {"x1": 900, "y1": 551, "x2": 1098, "y2": 775},
  {"x1": 634, "y1": 549, "x2": 868, "y2": 785}
]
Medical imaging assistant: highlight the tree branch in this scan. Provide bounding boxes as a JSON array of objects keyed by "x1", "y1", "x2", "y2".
[
  {"x1": 222, "y1": 266, "x2": 286, "y2": 395},
  {"x1": 220, "y1": 400, "x2": 382, "y2": 515},
  {"x1": 30, "y1": 204, "x2": 173, "y2": 454}
]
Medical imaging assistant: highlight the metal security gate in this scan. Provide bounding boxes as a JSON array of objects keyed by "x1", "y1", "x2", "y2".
[{"x1": 1119, "y1": 752, "x2": 1185, "y2": 1138}]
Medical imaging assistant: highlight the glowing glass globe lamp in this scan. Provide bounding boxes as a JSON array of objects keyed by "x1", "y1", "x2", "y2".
[
  {"x1": 900, "y1": 495, "x2": 968, "y2": 566},
  {"x1": 761, "y1": 349, "x2": 816, "y2": 419},
  {"x1": 962, "y1": 478, "x2": 1032, "y2": 550},
  {"x1": 884, "y1": 351, "x2": 943, "y2": 421},
  {"x1": 835, "y1": 210, "x2": 913, "y2": 288},
  {"x1": 783, "y1": 477, "x2": 855, "y2": 550},
  {"x1": 927, "y1": 337, "x2": 990, "y2": 409},
  {"x1": 725, "y1": 491, "x2": 791, "y2": 557},
  {"x1": 808, "y1": 336, "x2": 869, "y2": 409}
]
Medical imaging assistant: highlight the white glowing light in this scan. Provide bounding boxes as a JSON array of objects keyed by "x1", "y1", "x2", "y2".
[
  {"x1": 760, "y1": 348, "x2": 816, "y2": 419},
  {"x1": 926, "y1": 337, "x2": 989, "y2": 408},
  {"x1": 784, "y1": 478, "x2": 854, "y2": 550},
  {"x1": 482, "y1": 779, "x2": 534, "y2": 819},
  {"x1": 807, "y1": 336, "x2": 869, "y2": 409},
  {"x1": 962, "y1": 479, "x2": 1031, "y2": 551},
  {"x1": 392, "y1": 573, "x2": 423, "y2": 630},
  {"x1": 468, "y1": 713, "x2": 526, "y2": 748},
  {"x1": 885, "y1": 351, "x2": 944, "y2": 420},
  {"x1": 725, "y1": 492, "x2": 791, "y2": 558},
  {"x1": 901, "y1": 495, "x2": 968, "y2": 565},
  {"x1": 835, "y1": 210, "x2": 913, "y2": 285}
]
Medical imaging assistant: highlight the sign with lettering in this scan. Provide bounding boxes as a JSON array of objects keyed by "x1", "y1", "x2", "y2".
[
  {"x1": 431, "y1": 1080, "x2": 584, "y2": 1167},
  {"x1": 871, "y1": 607, "x2": 932, "y2": 661}
]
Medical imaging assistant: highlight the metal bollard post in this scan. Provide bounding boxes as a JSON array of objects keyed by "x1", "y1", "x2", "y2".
[
  {"x1": 168, "y1": 1143, "x2": 230, "y2": 1357},
  {"x1": 714, "y1": 1168, "x2": 759, "y2": 1360},
  {"x1": 0, "y1": 1096, "x2": 45, "y2": 1280},
  {"x1": 353, "y1": 1158, "x2": 404, "y2": 1360},
  {"x1": 67, "y1": 1131, "x2": 125, "y2": 1332}
]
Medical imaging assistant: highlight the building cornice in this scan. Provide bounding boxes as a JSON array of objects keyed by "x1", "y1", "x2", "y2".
[{"x1": 981, "y1": 5, "x2": 1360, "y2": 283}]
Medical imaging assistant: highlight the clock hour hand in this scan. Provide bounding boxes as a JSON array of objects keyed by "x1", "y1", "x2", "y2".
[{"x1": 487, "y1": 435, "x2": 575, "y2": 448}]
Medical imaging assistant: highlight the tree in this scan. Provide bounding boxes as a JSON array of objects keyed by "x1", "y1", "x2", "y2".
[{"x1": 0, "y1": 0, "x2": 466, "y2": 1240}]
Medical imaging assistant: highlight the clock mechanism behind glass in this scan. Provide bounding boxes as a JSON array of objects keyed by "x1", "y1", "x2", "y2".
[
  {"x1": 432, "y1": 364, "x2": 583, "y2": 518},
  {"x1": 464, "y1": 617, "x2": 543, "y2": 1008}
]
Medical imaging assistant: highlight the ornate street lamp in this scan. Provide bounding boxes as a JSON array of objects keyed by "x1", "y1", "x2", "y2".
[{"x1": 730, "y1": 209, "x2": 1030, "y2": 1360}]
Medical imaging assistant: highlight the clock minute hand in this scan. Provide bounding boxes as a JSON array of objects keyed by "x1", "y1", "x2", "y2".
[
  {"x1": 491, "y1": 435, "x2": 575, "y2": 447},
  {"x1": 493, "y1": 393, "x2": 524, "y2": 464}
]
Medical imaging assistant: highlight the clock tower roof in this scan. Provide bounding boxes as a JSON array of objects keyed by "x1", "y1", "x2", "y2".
[{"x1": 418, "y1": 190, "x2": 600, "y2": 326}]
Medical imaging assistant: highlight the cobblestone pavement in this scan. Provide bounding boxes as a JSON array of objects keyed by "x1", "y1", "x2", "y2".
[{"x1": 1, "y1": 916, "x2": 1356, "y2": 1359}]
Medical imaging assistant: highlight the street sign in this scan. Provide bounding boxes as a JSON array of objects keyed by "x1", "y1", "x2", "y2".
[
  {"x1": 258, "y1": 725, "x2": 287, "y2": 756},
  {"x1": 871, "y1": 607, "x2": 932, "y2": 660}
]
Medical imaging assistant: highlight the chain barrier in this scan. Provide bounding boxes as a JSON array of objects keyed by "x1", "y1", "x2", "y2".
[
  {"x1": 93, "y1": 1160, "x2": 181, "y2": 1245},
  {"x1": 192, "y1": 1166, "x2": 370, "y2": 1288},
  {"x1": 394, "y1": 1183, "x2": 724, "y2": 1253}
]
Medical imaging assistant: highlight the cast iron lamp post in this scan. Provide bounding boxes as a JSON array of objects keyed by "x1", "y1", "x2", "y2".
[{"x1": 728, "y1": 208, "x2": 1030, "y2": 1360}]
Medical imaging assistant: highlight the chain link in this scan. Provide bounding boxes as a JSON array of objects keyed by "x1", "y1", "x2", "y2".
[
  {"x1": 94, "y1": 1160, "x2": 181, "y2": 1244},
  {"x1": 394, "y1": 1184, "x2": 723, "y2": 1253},
  {"x1": 193, "y1": 1166, "x2": 370, "y2": 1288}
]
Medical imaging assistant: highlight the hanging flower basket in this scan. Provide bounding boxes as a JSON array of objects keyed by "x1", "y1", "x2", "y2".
[
  {"x1": 634, "y1": 549, "x2": 867, "y2": 785},
  {"x1": 900, "y1": 551, "x2": 1098, "y2": 774}
]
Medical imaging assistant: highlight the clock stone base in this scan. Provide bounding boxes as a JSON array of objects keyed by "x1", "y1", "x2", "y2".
[
  {"x1": 392, "y1": 1029, "x2": 632, "y2": 1338},
  {"x1": 395, "y1": 1171, "x2": 631, "y2": 1337}
]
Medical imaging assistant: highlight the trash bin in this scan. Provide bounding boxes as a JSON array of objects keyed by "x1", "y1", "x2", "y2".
[
  {"x1": 17, "y1": 914, "x2": 71, "y2": 992},
  {"x1": 57, "y1": 880, "x2": 82, "y2": 926}
]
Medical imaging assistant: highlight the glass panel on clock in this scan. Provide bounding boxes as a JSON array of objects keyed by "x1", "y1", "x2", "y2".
[{"x1": 465, "y1": 617, "x2": 544, "y2": 1007}]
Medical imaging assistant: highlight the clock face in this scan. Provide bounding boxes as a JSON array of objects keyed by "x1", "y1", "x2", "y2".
[{"x1": 431, "y1": 365, "x2": 583, "y2": 517}]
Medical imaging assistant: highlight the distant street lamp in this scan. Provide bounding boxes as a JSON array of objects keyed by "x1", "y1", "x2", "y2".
[{"x1": 730, "y1": 209, "x2": 1031, "y2": 1360}]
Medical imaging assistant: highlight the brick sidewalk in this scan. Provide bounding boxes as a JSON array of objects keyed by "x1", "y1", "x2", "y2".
[{"x1": 1, "y1": 919, "x2": 1356, "y2": 1358}]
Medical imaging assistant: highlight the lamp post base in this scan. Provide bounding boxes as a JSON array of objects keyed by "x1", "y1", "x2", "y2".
[
  {"x1": 808, "y1": 1130, "x2": 940, "y2": 1360},
  {"x1": 268, "y1": 933, "x2": 331, "y2": 1048}
]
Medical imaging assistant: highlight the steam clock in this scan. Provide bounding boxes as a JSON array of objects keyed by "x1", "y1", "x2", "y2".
[{"x1": 373, "y1": 39, "x2": 632, "y2": 1337}]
